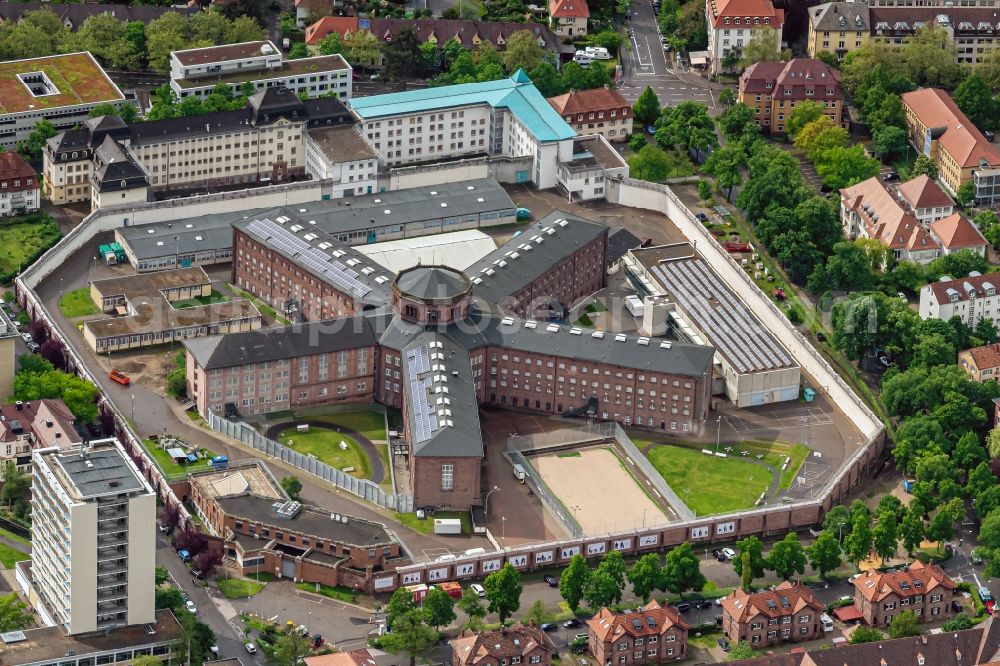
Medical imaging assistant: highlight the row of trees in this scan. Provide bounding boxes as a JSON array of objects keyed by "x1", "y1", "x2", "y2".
[
  {"x1": 657, "y1": 0, "x2": 707, "y2": 53},
  {"x1": 0, "y1": 8, "x2": 264, "y2": 73},
  {"x1": 788, "y1": 101, "x2": 880, "y2": 189}
]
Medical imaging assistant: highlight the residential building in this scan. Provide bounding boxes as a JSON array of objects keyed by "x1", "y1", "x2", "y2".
[
  {"x1": 0, "y1": 607, "x2": 183, "y2": 666},
  {"x1": 303, "y1": 14, "x2": 358, "y2": 41},
  {"x1": 82, "y1": 266, "x2": 262, "y2": 353},
  {"x1": 919, "y1": 271, "x2": 1000, "y2": 327},
  {"x1": 852, "y1": 561, "x2": 958, "y2": 627},
  {"x1": 547, "y1": 87, "x2": 633, "y2": 142},
  {"x1": 587, "y1": 601, "x2": 690, "y2": 664},
  {"x1": 621, "y1": 243, "x2": 801, "y2": 408},
  {"x1": 30, "y1": 439, "x2": 156, "y2": 634},
  {"x1": 184, "y1": 317, "x2": 377, "y2": 417},
  {"x1": 0, "y1": 307, "x2": 15, "y2": 397},
  {"x1": 806, "y1": 1, "x2": 870, "y2": 61},
  {"x1": 0, "y1": 52, "x2": 127, "y2": 150},
  {"x1": 705, "y1": 0, "x2": 785, "y2": 75},
  {"x1": 549, "y1": 0, "x2": 589, "y2": 37},
  {"x1": 738, "y1": 58, "x2": 847, "y2": 134},
  {"x1": 187, "y1": 464, "x2": 406, "y2": 591},
  {"x1": 0, "y1": 150, "x2": 39, "y2": 216},
  {"x1": 169, "y1": 40, "x2": 352, "y2": 101},
  {"x1": 0, "y1": 2, "x2": 197, "y2": 31},
  {"x1": 713, "y1": 615, "x2": 1000, "y2": 666},
  {"x1": 839, "y1": 174, "x2": 983, "y2": 263},
  {"x1": 305, "y1": 649, "x2": 381, "y2": 666},
  {"x1": 115, "y1": 179, "x2": 517, "y2": 272},
  {"x1": 44, "y1": 87, "x2": 355, "y2": 206},
  {"x1": 304, "y1": 126, "x2": 380, "y2": 198},
  {"x1": 348, "y1": 71, "x2": 577, "y2": 190},
  {"x1": 870, "y1": 6, "x2": 1000, "y2": 67},
  {"x1": 901, "y1": 87, "x2": 1000, "y2": 205},
  {"x1": 0, "y1": 399, "x2": 81, "y2": 481},
  {"x1": 720, "y1": 582, "x2": 824, "y2": 647},
  {"x1": 960, "y1": 342, "x2": 1000, "y2": 381},
  {"x1": 451, "y1": 624, "x2": 553, "y2": 666}
]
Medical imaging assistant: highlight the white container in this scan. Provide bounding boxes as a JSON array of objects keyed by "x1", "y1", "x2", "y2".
[
  {"x1": 296, "y1": 424, "x2": 309, "y2": 432},
  {"x1": 434, "y1": 518, "x2": 462, "y2": 535}
]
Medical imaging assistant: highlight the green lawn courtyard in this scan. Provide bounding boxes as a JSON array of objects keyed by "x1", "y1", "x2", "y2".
[
  {"x1": 0, "y1": 213, "x2": 62, "y2": 282},
  {"x1": 217, "y1": 577, "x2": 266, "y2": 599},
  {"x1": 393, "y1": 510, "x2": 471, "y2": 534},
  {"x1": 142, "y1": 439, "x2": 218, "y2": 478},
  {"x1": 646, "y1": 444, "x2": 773, "y2": 516},
  {"x1": 275, "y1": 426, "x2": 370, "y2": 478},
  {"x1": 58, "y1": 287, "x2": 100, "y2": 318},
  {"x1": 172, "y1": 290, "x2": 231, "y2": 309}
]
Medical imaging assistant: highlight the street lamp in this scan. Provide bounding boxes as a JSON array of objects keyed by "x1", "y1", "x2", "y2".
[
  {"x1": 715, "y1": 415, "x2": 722, "y2": 453},
  {"x1": 501, "y1": 516, "x2": 506, "y2": 543},
  {"x1": 130, "y1": 393, "x2": 135, "y2": 423},
  {"x1": 484, "y1": 485, "x2": 500, "y2": 518},
  {"x1": 837, "y1": 521, "x2": 846, "y2": 544}
]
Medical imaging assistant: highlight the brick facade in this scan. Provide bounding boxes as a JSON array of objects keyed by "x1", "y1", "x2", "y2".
[
  {"x1": 451, "y1": 625, "x2": 553, "y2": 666},
  {"x1": 408, "y1": 455, "x2": 482, "y2": 511},
  {"x1": 852, "y1": 561, "x2": 958, "y2": 628},
  {"x1": 587, "y1": 601, "x2": 690, "y2": 664},
  {"x1": 721, "y1": 582, "x2": 824, "y2": 647}
]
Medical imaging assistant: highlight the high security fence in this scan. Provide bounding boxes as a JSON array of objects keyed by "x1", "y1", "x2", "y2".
[
  {"x1": 506, "y1": 445, "x2": 585, "y2": 538},
  {"x1": 206, "y1": 410, "x2": 413, "y2": 513}
]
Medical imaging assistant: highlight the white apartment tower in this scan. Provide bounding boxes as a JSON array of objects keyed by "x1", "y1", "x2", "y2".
[{"x1": 31, "y1": 440, "x2": 156, "y2": 635}]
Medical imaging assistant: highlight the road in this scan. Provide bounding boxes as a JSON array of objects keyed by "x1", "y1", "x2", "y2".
[{"x1": 619, "y1": 0, "x2": 720, "y2": 110}]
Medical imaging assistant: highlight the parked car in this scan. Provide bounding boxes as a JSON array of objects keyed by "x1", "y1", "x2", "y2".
[
  {"x1": 717, "y1": 637, "x2": 731, "y2": 652},
  {"x1": 714, "y1": 597, "x2": 723, "y2": 606},
  {"x1": 972, "y1": 551, "x2": 984, "y2": 565},
  {"x1": 541, "y1": 623, "x2": 558, "y2": 632},
  {"x1": 881, "y1": 171, "x2": 900, "y2": 182},
  {"x1": 245, "y1": 643, "x2": 258, "y2": 655},
  {"x1": 953, "y1": 600, "x2": 964, "y2": 612},
  {"x1": 563, "y1": 618, "x2": 581, "y2": 629},
  {"x1": 695, "y1": 212, "x2": 710, "y2": 223},
  {"x1": 674, "y1": 602, "x2": 691, "y2": 613},
  {"x1": 721, "y1": 547, "x2": 736, "y2": 559},
  {"x1": 192, "y1": 569, "x2": 205, "y2": 580},
  {"x1": 470, "y1": 583, "x2": 486, "y2": 598},
  {"x1": 987, "y1": 129, "x2": 995, "y2": 142},
  {"x1": 543, "y1": 575, "x2": 559, "y2": 587},
  {"x1": 645, "y1": 125, "x2": 657, "y2": 135},
  {"x1": 27, "y1": 341, "x2": 39, "y2": 353},
  {"x1": 573, "y1": 633, "x2": 588, "y2": 645},
  {"x1": 20, "y1": 333, "x2": 32, "y2": 344},
  {"x1": 185, "y1": 600, "x2": 198, "y2": 614},
  {"x1": 696, "y1": 600, "x2": 713, "y2": 609},
  {"x1": 712, "y1": 548, "x2": 726, "y2": 561}
]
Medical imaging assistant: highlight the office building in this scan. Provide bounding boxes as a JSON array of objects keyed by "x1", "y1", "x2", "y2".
[
  {"x1": 169, "y1": 40, "x2": 352, "y2": 101},
  {"x1": 806, "y1": 2, "x2": 870, "y2": 61},
  {"x1": 705, "y1": 0, "x2": 785, "y2": 75},
  {"x1": 31, "y1": 440, "x2": 156, "y2": 634}
]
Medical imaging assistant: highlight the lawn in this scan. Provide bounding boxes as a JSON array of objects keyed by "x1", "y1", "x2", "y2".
[
  {"x1": 142, "y1": 439, "x2": 218, "y2": 477},
  {"x1": 394, "y1": 510, "x2": 471, "y2": 534},
  {"x1": 227, "y1": 283, "x2": 290, "y2": 324},
  {"x1": 646, "y1": 444, "x2": 771, "y2": 516},
  {"x1": 0, "y1": 213, "x2": 62, "y2": 282},
  {"x1": 583, "y1": 301, "x2": 607, "y2": 314},
  {"x1": 0, "y1": 526, "x2": 30, "y2": 548},
  {"x1": 275, "y1": 427, "x2": 370, "y2": 478},
  {"x1": 59, "y1": 287, "x2": 100, "y2": 318},
  {"x1": 172, "y1": 290, "x2": 231, "y2": 309},
  {"x1": 308, "y1": 411, "x2": 387, "y2": 442},
  {"x1": 218, "y1": 577, "x2": 266, "y2": 599},
  {"x1": 702, "y1": 439, "x2": 810, "y2": 490},
  {"x1": 0, "y1": 541, "x2": 28, "y2": 568},
  {"x1": 574, "y1": 314, "x2": 595, "y2": 327},
  {"x1": 295, "y1": 581, "x2": 358, "y2": 603}
]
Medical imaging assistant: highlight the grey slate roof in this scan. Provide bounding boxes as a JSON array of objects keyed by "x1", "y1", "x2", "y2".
[
  {"x1": 401, "y1": 331, "x2": 484, "y2": 458},
  {"x1": 466, "y1": 210, "x2": 608, "y2": 305},
  {"x1": 185, "y1": 317, "x2": 376, "y2": 370},
  {"x1": 92, "y1": 136, "x2": 148, "y2": 192},
  {"x1": 395, "y1": 266, "x2": 471, "y2": 301},
  {"x1": 808, "y1": 2, "x2": 869, "y2": 32},
  {"x1": 607, "y1": 227, "x2": 642, "y2": 265}
]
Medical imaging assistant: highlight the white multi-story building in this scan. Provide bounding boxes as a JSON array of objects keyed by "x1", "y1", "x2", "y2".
[
  {"x1": 0, "y1": 150, "x2": 39, "y2": 216},
  {"x1": 349, "y1": 70, "x2": 577, "y2": 190},
  {"x1": 304, "y1": 125, "x2": 380, "y2": 198},
  {"x1": 169, "y1": 40, "x2": 352, "y2": 101},
  {"x1": 30, "y1": 440, "x2": 156, "y2": 635},
  {"x1": 920, "y1": 272, "x2": 1000, "y2": 327},
  {"x1": 705, "y1": 0, "x2": 785, "y2": 75},
  {"x1": 0, "y1": 52, "x2": 127, "y2": 150}
]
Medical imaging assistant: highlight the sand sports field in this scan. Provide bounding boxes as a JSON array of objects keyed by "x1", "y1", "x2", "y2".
[{"x1": 530, "y1": 447, "x2": 666, "y2": 535}]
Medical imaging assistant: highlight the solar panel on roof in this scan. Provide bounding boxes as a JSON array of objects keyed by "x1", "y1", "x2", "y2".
[
  {"x1": 0, "y1": 631, "x2": 27, "y2": 643},
  {"x1": 406, "y1": 345, "x2": 438, "y2": 444}
]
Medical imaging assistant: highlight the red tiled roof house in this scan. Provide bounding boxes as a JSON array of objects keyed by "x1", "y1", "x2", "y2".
[
  {"x1": 0, "y1": 151, "x2": 39, "y2": 216},
  {"x1": 852, "y1": 561, "x2": 958, "y2": 628},
  {"x1": 706, "y1": 0, "x2": 784, "y2": 75},
  {"x1": 549, "y1": 0, "x2": 589, "y2": 38},
  {"x1": 548, "y1": 88, "x2": 633, "y2": 142},
  {"x1": 587, "y1": 600, "x2": 691, "y2": 664},
  {"x1": 720, "y1": 582, "x2": 824, "y2": 648}
]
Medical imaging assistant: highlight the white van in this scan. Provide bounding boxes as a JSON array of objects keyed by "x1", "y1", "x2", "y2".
[
  {"x1": 820, "y1": 613, "x2": 833, "y2": 633},
  {"x1": 573, "y1": 51, "x2": 594, "y2": 66},
  {"x1": 585, "y1": 46, "x2": 611, "y2": 60},
  {"x1": 513, "y1": 463, "x2": 526, "y2": 482},
  {"x1": 470, "y1": 583, "x2": 486, "y2": 598},
  {"x1": 464, "y1": 547, "x2": 486, "y2": 557}
]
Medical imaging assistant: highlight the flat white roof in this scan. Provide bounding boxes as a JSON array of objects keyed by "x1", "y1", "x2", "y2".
[{"x1": 354, "y1": 229, "x2": 498, "y2": 273}]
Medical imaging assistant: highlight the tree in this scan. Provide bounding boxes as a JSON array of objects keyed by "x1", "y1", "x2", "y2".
[
  {"x1": 956, "y1": 180, "x2": 976, "y2": 207},
  {"x1": 912, "y1": 154, "x2": 938, "y2": 180},
  {"x1": 732, "y1": 536, "x2": 767, "y2": 587},
  {"x1": 808, "y1": 530, "x2": 842, "y2": 578},
  {"x1": 740, "y1": 30, "x2": 781, "y2": 67},
  {"x1": 132, "y1": 655, "x2": 164, "y2": 666},
  {"x1": 596, "y1": 551, "x2": 627, "y2": 590},
  {"x1": 872, "y1": 125, "x2": 908, "y2": 160},
  {"x1": 583, "y1": 570, "x2": 622, "y2": 609},
  {"x1": 718, "y1": 89, "x2": 737, "y2": 108},
  {"x1": 793, "y1": 116, "x2": 848, "y2": 161},
  {"x1": 943, "y1": 614, "x2": 975, "y2": 631},
  {"x1": 18, "y1": 119, "x2": 56, "y2": 160},
  {"x1": 872, "y1": 510, "x2": 899, "y2": 562},
  {"x1": 382, "y1": 27, "x2": 421, "y2": 81},
  {"x1": 288, "y1": 42, "x2": 310, "y2": 60},
  {"x1": 627, "y1": 553, "x2": 663, "y2": 602},
  {"x1": 698, "y1": 179, "x2": 713, "y2": 202},
  {"x1": 786, "y1": 101, "x2": 825, "y2": 139},
  {"x1": 386, "y1": 587, "x2": 416, "y2": 628},
  {"x1": 721, "y1": 49, "x2": 741, "y2": 76},
  {"x1": 145, "y1": 12, "x2": 189, "y2": 73},
  {"x1": 844, "y1": 510, "x2": 873, "y2": 565},
  {"x1": 193, "y1": 548, "x2": 222, "y2": 577},
  {"x1": 0, "y1": 594, "x2": 31, "y2": 632},
  {"x1": 968, "y1": 461, "x2": 997, "y2": 498},
  {"x1": 954, "y1": 433, "x2": 988, "y2": 472},
  {"x1": 718, "y1": 103, "x2": 757, "y2": 142},
  {"x1": 228, "y1": 15, "x2": 266, "y2": 43},
  {"x1": 726, "y1": 641, "x2": 756, "y2": 661},
  {"x1": 14, "y1": 366, "x2": 98, "y2": 423},
  {"x1": 503, "y1": 30, "x2": 545, "y2": 73},
  {"x1": 655, "y1": 101, "x2": 716, "y2": 152},
  {"x1": 628, "y1": 144, "x2": 674, "y2": 182},
  {"x1": 484, "y1": 563, "x2": 521, "y2": 623},
  {"x1": 850, "y1": 626, "x2": 884, "y2": 644},
  {"x1": 824, "y1": 505, "x2": 852, "y2": 535},
  {"x1": 629, "y1": 133, "x2": 648, "y2": 152},
  {"x1": 318, "y1": 32, "x2": 343, "y2": 56},
  {"x1": 424, "y1": 587, "x2": 457, "y2": 629},
  {"x1": 560, "y1": 554, "x2": 590, "y2": 612},
  {"x1": 888, "y1": 610, "x2": 921, "y2": 638},
  {"x1": 380, "y1": 608, "x2": 438, "y2": 666},
  {"x1": 662, "y1": 542, "x2": 706, "y2": 600},
  {"x1": 766, "y1": 532, "x2": 806, "y2": 580},
  {"x1": 343, "y1": 30, "x2": 382, "y2": 69},
  {"x1": 523, "y1": 599, "x2": 547, "y2": 626},
  {"x1": 459, "y1": 588, "x2": 486, "y2": 629},
  {"x1": 633, "y1": 86, "x2": 661, "y2": 125},
  {"x1": 815, "y1": 145, "x2": 881, "y2": 189},
  {"x1": 954, "y1": 73, "x2": 999, "y2": 131},
  {"x1": 155, "y1": 587, "x2": 184, "y2": 611},
  {"x1": 155, "y1": 566, "x2": 169, "y2": 586},
  {"x1": 280, "y1": 476, "x2": 302, "y2": 501},
  {"x1": 1, "y1": 462, "x2": 29, "y2": 510}
]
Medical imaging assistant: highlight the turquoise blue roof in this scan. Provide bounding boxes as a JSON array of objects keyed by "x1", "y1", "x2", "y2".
[{"x1": 349, "y1": 71, "x2": 576, "y2": 143}]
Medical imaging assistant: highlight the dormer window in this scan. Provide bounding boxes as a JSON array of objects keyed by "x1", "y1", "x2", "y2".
[
  {"x1": 764, "y1": 17, "x2": 769, "y2": 24},
  {"x1": 724, "y1": 17, "x2": 730, "y2": 24},
  {"x1": 754, "y1": 17, "x2": 760, "y2": 24},
  {"x1": 735, "y1": 17, "x2": 741, "y2": 24}
]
